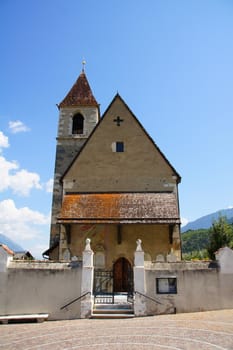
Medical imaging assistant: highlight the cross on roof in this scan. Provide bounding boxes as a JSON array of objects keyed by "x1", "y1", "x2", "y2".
[
  {"x1": 82, "y1": 59, "x2": 86, "y2": 72},
  {"x1": 113, "y1": 116, "x2": 124, "y2": 126}
]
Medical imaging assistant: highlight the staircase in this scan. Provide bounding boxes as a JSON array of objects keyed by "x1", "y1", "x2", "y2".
[{"x1": 92, "y1": 303, "x2": 134, "y2": 319}]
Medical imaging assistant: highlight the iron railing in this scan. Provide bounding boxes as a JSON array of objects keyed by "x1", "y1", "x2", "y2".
[
  {"x1": 94, "y1": 270, "x2": 114, "y2": 304},
  {"x1": 60, "y1": 291, "x2": 90, "y2": 310},
  {"x1": 134, "y1": 290, "x2": 163, "y2": 305}
]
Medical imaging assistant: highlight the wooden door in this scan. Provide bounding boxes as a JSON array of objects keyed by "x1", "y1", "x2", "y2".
[{"x1": 113, "y1": 258, "x2": 133, "y2": 293}]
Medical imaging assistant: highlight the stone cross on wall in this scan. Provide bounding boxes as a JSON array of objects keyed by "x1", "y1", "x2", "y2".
[{"x1": 113, "y1": 116, "x2": 124, "y2": 126}]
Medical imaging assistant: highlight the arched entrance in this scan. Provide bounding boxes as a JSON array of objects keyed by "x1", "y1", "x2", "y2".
[{"x1": 113, "y1": 257, "x2": 133, "y2": 293}]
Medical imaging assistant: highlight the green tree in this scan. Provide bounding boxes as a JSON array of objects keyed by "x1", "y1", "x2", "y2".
[
  {"x1": 182, "y1": 229, "x2": 210, "y2": 254},
  {"x1": 207, "y1": 215, "x2": 233, "y2": 260}
]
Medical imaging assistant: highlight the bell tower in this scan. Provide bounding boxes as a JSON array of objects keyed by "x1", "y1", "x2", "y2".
[{"x1": 49, "y1": 68, "x2": 99, "y2": 258}]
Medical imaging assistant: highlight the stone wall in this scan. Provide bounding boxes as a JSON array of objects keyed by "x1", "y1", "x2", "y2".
[
  {"x1": 0, "y1": 261, "x2": 82, "y2": 320},
  {"x1": 50, "y1": 105, "x2": 99, "y2": 254},
  {"x1": 142, "y1": 261, "x2": 233, "y2": 315},
  {"x1": 1, "y1": 243, "x2": 232, "y2": 321}
]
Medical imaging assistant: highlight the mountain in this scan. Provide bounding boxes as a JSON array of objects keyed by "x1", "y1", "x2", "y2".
[
  {"x1": 182, "y1": 208, "x2": 233, "y2": 233},
  {"x1": 0, "y1": 233, "x2": 24, "y2": 252}
]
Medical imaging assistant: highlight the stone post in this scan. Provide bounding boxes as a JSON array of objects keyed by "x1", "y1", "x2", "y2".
[
  {"x1": 80, "y1": 238, "x2": 94, "y2": 318},
  {"x1": 134, "y1": 239, "x2": 147, "y2": 316},
  {"x1": 59, "y1": 224, "x2": 67, "y2": 260}
]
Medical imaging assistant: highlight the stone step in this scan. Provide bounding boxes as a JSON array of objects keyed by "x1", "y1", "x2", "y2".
[
  {"x1": 94, "y1": 303, "x2": 133, "y2": 310},
  {"x1": 91, "y1": 313, "x2": 135, "y2": 319},
  {"x1": 92, "y1": 304, "x2": 134, "y2": 319},
  {"x1": 93, "y1": 308, "x2": 133, "y2": 314}
]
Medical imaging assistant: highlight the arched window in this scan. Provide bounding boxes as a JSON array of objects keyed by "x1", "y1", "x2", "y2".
[{"x1": 72, "y1": 113, "x2": 84, "y2": 134}]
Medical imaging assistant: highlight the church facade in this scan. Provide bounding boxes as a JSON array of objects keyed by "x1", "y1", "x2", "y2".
[
  {"x1": 47, "y1": 69, "x2": 182, "y2": 293},
  {"x1": 2, "y1": 70, "x2": 233, "y2": 320}
]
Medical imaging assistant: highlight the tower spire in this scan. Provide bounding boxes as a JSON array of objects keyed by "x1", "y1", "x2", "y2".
[{"x1": 58, "y1": 66, "x2": 98, "y2": 108}]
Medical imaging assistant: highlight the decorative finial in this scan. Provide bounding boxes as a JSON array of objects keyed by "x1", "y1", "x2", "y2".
[
  {"x1": 84, "y1": 238, "x2": 91, "y2": 251},
  {"x1": 136, "y1": 239, "x2": 143, "y2": 251},
  {"x1": 82, "y1": 59, "x2": 86, "y2": 72}
]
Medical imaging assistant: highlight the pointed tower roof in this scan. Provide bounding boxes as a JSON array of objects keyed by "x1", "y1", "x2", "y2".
[{"x1": 58, "y1": 71, "x2": 98, "y2": 108}]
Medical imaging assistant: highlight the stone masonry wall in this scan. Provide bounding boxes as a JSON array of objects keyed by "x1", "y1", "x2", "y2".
[{"x1": 50, "y1": 106, "x2": 98, "y2": 252}]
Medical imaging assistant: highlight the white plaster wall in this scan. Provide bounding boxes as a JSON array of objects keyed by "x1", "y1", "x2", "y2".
[
  {"x1": 0, "y1": 262, "x2": 82, "y2": 320},
  {"x1": 145, "y1": 264, "x2": 233, "y2": 315},
  {"x1": 0, "y1": 249, "x2": 9, "y2": 272},
  {"x1": 215, "y1": 247, "x2": 233, "y2": 274}
]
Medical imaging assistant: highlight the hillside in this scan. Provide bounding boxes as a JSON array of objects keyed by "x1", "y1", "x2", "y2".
[
  {"x1": 182, "y1": 229, "x2": 210, "y2": 254},
  {"x1": 0, "y1": 233, "x2": 24, "y2": 252},
  {"x1": 182, "y1": 208, "x2": 233, "y2": 232}
]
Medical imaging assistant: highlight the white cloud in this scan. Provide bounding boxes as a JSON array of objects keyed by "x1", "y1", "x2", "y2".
[
  {"x1": 0, "y1": 156, "x2": 18, "y2": 191},
  {"x1": 0, "y1": 199, "x2": 50, "y2": 242},
  {"x1": 0, "y1": 131, "x2": 9, "y2": 150},
  {"x1": 181, "y1": 217, "x2": 189, "y2": 227},
  {"x1": 45, "y1": 178, "x2": 53, "y2": 193},
  {"x1": 10, "y1": 169, "x2": 42, "y2": 196},
  {"x1": 0, "y1": 156, "x2": 42, "y2": 196},
  {"x1": 9, "y1": 120, "x2": 30, "y2": 134},
  {"x1": 227, "y1": 205, "x2": 233, "y2": 209},
  {"x1": 0, "y1": 132, "x2": 42, "y2": 196}
]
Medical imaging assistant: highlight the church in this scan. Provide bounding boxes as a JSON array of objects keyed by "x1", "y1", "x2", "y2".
[
  {"x1": 1, "y1": 69, "x2": 233, "y2": 320},
  {"x1": 46, "y1": 68, "x2": 182, "y2": 293}
]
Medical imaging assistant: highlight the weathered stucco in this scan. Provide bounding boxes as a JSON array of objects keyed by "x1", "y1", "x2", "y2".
[
  {"x1": 1, "y1": 246, "x2": 233, "y2": 320},
  {"x1": 0, "y1": 261, "x2": 82, "y2": 320},
  {"x1": 144, "y1": 263, "x2": 233, "y2": 315},
  {"x1": 60, "y1": 223, "x2": 181, "y2": 268},
  {"x1": 63, "y1": 97, "x2": 178, "y2": 193}
]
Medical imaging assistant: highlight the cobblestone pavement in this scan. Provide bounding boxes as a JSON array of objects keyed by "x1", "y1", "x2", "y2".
[{"x1": 0, "y1": 309, "x2": 233, "y2": 350}]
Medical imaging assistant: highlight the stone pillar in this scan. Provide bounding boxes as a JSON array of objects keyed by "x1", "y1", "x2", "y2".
[
  {"x1": 80, "y1": 238, "x2": 94, "y2": 318},
  {"x1": 59, "y1": 224, "x2": 67, "y2": 260},
  {"x1": 134, "y1": 239, "x2": 147, "y2": 316},
  {"x1": 172, "y1": 224, "x2": 182, "y2": 261}
]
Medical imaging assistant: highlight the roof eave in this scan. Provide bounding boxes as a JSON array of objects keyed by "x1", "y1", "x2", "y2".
[{"x1": 57, "y1": 218, "x2": 181, "y2": 224}]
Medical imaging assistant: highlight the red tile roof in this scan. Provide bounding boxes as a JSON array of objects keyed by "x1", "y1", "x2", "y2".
[
  {"x1": 58, "y1": 71, "x2": 98, "y2": 108},
  {"x1": 0, "y1": 244, "x2": 14, "y2": 256},
  {"x1": 58, "y1": 193, "x2": 180, "y2": 224}
]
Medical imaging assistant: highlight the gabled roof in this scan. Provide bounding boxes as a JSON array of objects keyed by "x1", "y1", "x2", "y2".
[
  {"x1": 58, "y1": 192, "x2": 180, "y2": 224},
  {"x1": 61, "y1": 93, "x2": 181, "y2": 182},
  {"x1": 58, "y1": 71, "x2": 99, "y2": 108},
  {"x1": 14, "y1": 251, "x2": 34, "y2": 260}
]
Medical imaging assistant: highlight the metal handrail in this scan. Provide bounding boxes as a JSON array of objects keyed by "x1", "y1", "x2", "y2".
[
  {"x1": 60, "y1": 291, "x2": 90, "y2": 310},
  {"x1": 134, "y1": 290, "x2": 163, "y2": 305}
]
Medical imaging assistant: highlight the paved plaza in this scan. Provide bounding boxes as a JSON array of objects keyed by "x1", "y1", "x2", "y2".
[{"x1": 0, "y1": 309, "x2": 233, "y2": 349}]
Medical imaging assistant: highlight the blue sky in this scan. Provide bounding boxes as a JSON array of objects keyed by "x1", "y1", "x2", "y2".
[{"x1": 1, "y1": 0, "x2": 233, "y2": 258}]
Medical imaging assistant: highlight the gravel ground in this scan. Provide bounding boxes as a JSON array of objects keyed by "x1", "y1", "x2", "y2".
[{"x1": 0, "y1": 309, "x2": 233, "y2": 350}]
